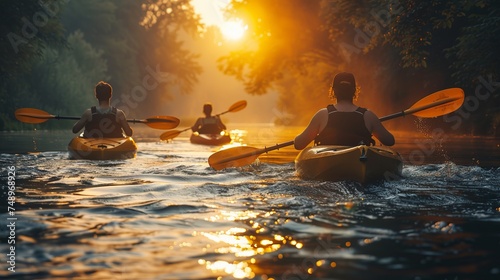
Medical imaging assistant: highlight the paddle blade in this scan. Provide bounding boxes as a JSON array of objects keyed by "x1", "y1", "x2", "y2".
[
  {"x1": 140, "y1": 116, "x2": 180, "y2": 129},
  {"x1": 15, "y1": 108, "x2": 54, "y2": 123},
  {"x1": 208, "y1": 146, "x2": 261, "y2": 170},
  {"x1": 408, "y1": 88, "x2": 464, "y2": 118},
  {"x1": 160, "y1": 130, "x2": 183, "y2": 140},
  {"x1": 228, "y1": 100, "x2": 247, "y2": 113}
]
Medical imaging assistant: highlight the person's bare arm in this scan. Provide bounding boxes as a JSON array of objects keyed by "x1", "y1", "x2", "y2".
[
  {"x1": 191, "y1": 118, "x2": 202, "y2": 132},
  {"x1": 72, "y1": 109, "x2": 91, "y2": 134},
  {"x1": 117, "y1": 110, "x2": 133, "y2": 137},
  {"x1": 294, "y1": 109, "x2": 327, "y2": 150},
  {"x1": 364, "y1": 110, "x2": 395, "y2": 146},
  {"x1": 216, "y1": 117, "x2": 226, "y2": 130}
]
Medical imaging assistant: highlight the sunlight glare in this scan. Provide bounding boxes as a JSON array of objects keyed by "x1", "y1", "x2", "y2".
[{"x1": 220, "y1": 20, "x2": 247, "y2": 40}]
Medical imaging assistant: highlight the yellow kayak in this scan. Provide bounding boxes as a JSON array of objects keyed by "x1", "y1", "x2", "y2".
[
  {"x1": 190, "y1": 131, "x2": 231, "y2": 146},
  {"x1": 295, "y1": 145, "x2": 403, "y2": 183},
  {"x1": 68, "y1": 137, "x2": 137, "y2": 160}
]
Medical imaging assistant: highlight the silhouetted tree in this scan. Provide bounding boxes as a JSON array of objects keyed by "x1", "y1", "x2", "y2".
[{"x1": 1, "y1": 0, "x2": 204, "y2": 129}]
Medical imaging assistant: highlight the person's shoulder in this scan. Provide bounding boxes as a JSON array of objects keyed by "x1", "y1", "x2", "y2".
[
  {"x1": 112, "y1": 108, "x2": 128, "y2": 121},
  {"x1": 316, "y1": 107, "x2": 328, "y2": 115},
  {"x1": 363, "y1": 109, "x2": 381, "y2": 121},
  {"x1": 311, "y1": 108, "x2": 328, "y2": 121},
  {"x1": 363, "y1": 108, "x2": 375, "y2": 115},
  {"x1": 114, "y1": 108, "x2": 126, "y2": 115}
]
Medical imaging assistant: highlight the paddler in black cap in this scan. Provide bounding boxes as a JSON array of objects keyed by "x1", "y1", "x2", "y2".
[{"x1": 294, "y1": 72, "x2": 395, "y2": 150}]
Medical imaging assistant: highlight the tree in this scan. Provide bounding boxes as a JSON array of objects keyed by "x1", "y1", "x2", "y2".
[
  {"x1": 138, "y1": 0, "x2": 203, "y2": 98},
  {"x1": 1, "y1": 0, "x2": 205, "y2": 129},
  {"x1": 218, "y1": 0, "x2": 499, "y2": 134},
  {"x1": 0, "y1": 0, "x2": 66, "y2": 81},
  {"x1": 60, "y1": 0, "x2": 204, "y2": 116},
  {"x1": 0, "y1": 0, "x2": 66, "y2": 130},
  {"x1": 29, "y1": 31, "x2": 109, "y2": 114}
]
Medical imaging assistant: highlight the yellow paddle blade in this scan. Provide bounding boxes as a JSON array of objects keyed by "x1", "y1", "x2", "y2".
[
  {"x1": 140, "y1": 116, "x2": 180, "y2": 129},
  {"x1": 15, "y1": 108, "x2": 54, "y2": 123},
  {"x1": 160, "y1": 129, "x2": 187, "y2": 140},
  {"x1": 208, "y1": 146, "x2": 261, "y2": 170},
  {"x1": 228, "y1": 100, "x2": 247, "y2": 113},
  {"x1": 407, "y1": 88, "x2": 464, "y2": 118}
]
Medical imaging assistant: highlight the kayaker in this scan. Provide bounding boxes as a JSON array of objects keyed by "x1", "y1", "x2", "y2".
[
  {"x1": 294, "y1": 72, "x2": 395, "y2": 149},
  {"x1": 72, "y1": 81, "x2": 133, "y2": 138},
  {"x1": 191, "y1": 103, "x2": 227, "y2": 134}
]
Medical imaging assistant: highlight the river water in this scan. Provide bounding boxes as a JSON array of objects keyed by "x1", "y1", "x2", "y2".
[{"x1": 0, "y1": 125, "x2": 499, "y2": 280}]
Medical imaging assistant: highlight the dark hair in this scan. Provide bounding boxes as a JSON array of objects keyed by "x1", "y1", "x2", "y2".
[
  {"x1": 203, "y1": 103, "x2": 213, "y2": 115},
  {"x1": 95, "y1": 81, "x2": 112, "y2": 101},
  {"x1": 331, "y1": 72, "x2": 356, "y2": 101}
]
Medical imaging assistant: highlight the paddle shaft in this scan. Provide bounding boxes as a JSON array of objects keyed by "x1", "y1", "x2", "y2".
[
  {"x1": 215, "y1": 111, "x2": 230, "y2": 117},
  {"x1": 215, "y1": 108, "x2": 238, "y2": 117},
  {"x1": 16, "y1": 113, "x2": 171, "y2": 125},
  {"x1": 215, "y1": 140, "x2": 295, "y2": 165},
  {"x1": 215, "y1": 100, "x2": 247, "y2": 117},
  {"x1": 15, "y1": 114, "x2": 81, "y2": 121}
]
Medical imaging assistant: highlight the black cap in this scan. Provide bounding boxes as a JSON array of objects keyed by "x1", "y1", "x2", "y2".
[{"x1": 332, "y1": 72, "x2": 356, "y2": 89}]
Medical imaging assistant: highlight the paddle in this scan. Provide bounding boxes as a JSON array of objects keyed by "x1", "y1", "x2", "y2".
[
  {"x1": 159, "y1": 100, "x2": 247, "y2": 140},
  {"x1": 379, "y1": 88, "x2": 465, "y2": 121},
  {"x1": 208, "y1": 88, "x2": 465, "y2": 170},
  {"x1": 15, "y1": 108, "x2": 180, "y2": 130}
]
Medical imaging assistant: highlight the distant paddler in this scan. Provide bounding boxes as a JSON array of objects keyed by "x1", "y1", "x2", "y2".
[
  {"x1": 191, "y1": 103, "x2": 227, "y2": 135},
  {"x1": 160, "y1": 100, "x2": 247, "y2": 142}
]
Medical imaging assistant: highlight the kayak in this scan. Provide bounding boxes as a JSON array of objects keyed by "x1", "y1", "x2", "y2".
[
  {"x1": 295, "y1": 145, "x2": 403, "y2": 183},
  {"x1": 68, "y1": 137, "x2": 137, "y2": 160},
  {"x1": 190, "y1": 131, "x2": 231, "y2": 146}
]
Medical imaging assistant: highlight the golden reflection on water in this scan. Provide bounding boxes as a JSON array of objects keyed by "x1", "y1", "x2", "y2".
[
  {"x1": 196, "y1": 209, "x2": 306, "y2": 279},
  {"x1": 192, "y1": 207, "x2": 360, "y2": 278}
]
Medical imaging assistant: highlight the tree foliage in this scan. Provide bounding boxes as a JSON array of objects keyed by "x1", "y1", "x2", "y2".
[
  {"x1": 1, "y1": 0, "x2": 203, "y2": 130},
  {"x1": 30, "y1": 31, "x2": 109, "y2": 115},
  {"x1": 0, "y1": 0, "x2": 66, "y2": 81},
  {"x1": 60, "y1": 0, "x2": 203, "y2": 113},
  {"x1": 218, "y1": 0, "x2": 499, "y2": 134}
]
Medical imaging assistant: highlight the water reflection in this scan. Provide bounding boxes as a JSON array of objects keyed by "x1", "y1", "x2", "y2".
[
  {"x1": 1, "y1": 128, "x2": 498, "y2": 279},
  {"x1": 197, "y1": 209, "x2": 311, "y2": 279}
]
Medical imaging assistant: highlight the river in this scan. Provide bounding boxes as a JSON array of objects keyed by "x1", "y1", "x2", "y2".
[{"x1": 0, "y1": 125, "x2": 499, "y2": 280}]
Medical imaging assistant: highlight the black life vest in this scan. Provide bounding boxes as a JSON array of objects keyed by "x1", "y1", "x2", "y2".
[
  {"x1": 314, "y1": 105, "x2": 374, "y2": 146},
  {"x1": 83, "y1": 106, "x2": 124, "y2": 138},
  {"x1": 198, "y1": 117, "x2": 223, "y2": 134}
]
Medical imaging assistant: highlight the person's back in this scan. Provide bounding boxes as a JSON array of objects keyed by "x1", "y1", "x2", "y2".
[
  {"x1": 294, "y1": 72, "x2": 394, "y2": 150},
  {"x1": 314, "y1": 105, "x2": 374, "y2": 146},
  {"x1": 83, "y1": 106, "x2": 124, "y2": 138},
  {"x1": 192, "y1": 103, "x2": 226, "y2": 134},
  {"x1": 72, "y1": 81, "x2": 133, "y2": 138}
]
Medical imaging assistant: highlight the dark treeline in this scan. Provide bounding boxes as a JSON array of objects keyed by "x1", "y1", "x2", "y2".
[
  {"x1": 0, "y1": 0, "x2": 202, "y2": 130},
  {"x1": 1, "y1": 0, "x2": 499, "y2": 135},
  {"x1": 218, "y1": 0, "x2": 500, "y2": 135}
]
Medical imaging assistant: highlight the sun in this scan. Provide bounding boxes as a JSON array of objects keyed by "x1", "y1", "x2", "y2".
[
  {"x1": 191, "y1": 0, "x2": 247, "y2": 41},
  {"x1": 220, "y1": 19, "x2": 247, "y2": 40}
]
